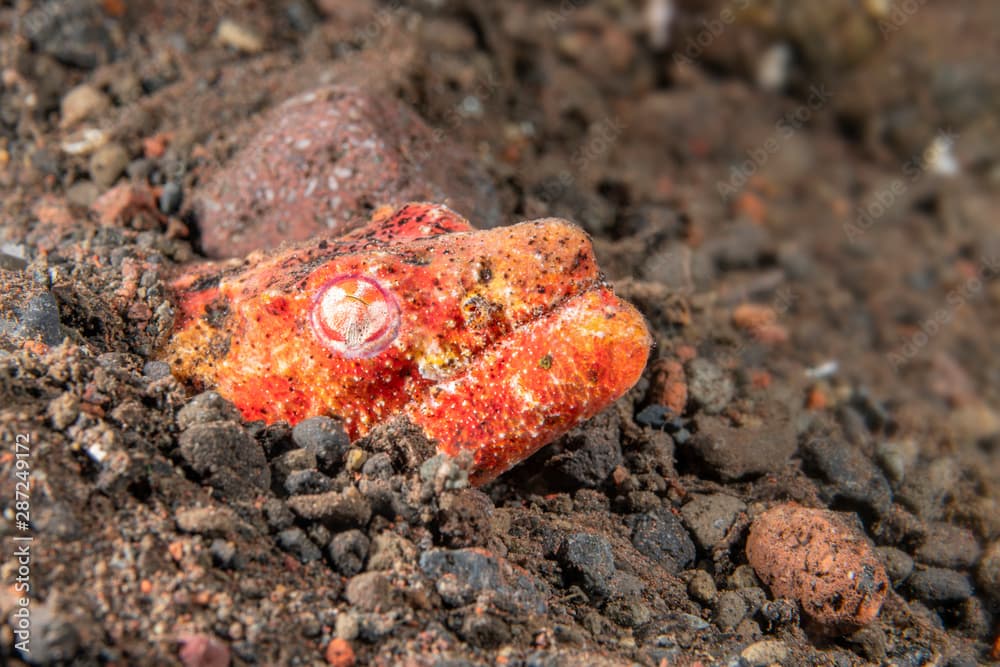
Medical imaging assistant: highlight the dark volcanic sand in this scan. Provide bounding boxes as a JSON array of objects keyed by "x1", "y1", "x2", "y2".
[{"x1": 1, "y1": 1, "x2": 999, "y2": 665}]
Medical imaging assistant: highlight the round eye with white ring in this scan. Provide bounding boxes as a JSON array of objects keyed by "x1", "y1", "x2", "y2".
[{"x1": 310, "y1": 275, "x2": 400, "y2": 358}]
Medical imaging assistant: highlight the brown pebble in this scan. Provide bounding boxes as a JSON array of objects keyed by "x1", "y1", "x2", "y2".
[
  {"x1": 745, "y1": 503, "x2": 889, "y2": 633},
  {"x1": 647, "y1": 358, "x2": 687, "y2": 416},
  {"x1": 325, "y1": 637, "x2": 355, "y2": 667},
  {"x1": 191, "y1": 86, "x2": 499, "y2": 258},
  {"x1": 88, "y1": 142, "x2": 130, "y2": 188}
]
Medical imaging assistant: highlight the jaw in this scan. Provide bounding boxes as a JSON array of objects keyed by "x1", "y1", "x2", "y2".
[{"x1": 405, "y1": 284, "x2": 651, "y2": 485}]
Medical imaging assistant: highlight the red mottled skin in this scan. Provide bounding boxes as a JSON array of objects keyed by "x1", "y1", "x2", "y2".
[{"x1": 164, "y1": 203, "x2": 651, "y2": 484}]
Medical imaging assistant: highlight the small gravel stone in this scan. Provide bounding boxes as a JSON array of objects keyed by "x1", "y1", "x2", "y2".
[
  {"x1": 60, "y1": 83, "x2": 110, "y2": 127},
  {"x1": 419, "y1": 548, "x2": 547, "y2": 615},
  {"x1": 89, "y1": 142, "x2": 129, "y2": 188},
  {"x1": 176, "y1": 392, "x2": 243, "y2": 429},
  {"x1": 175, "y1": 506, "x2": 240, "y2": 536},
  {"x1": 284, "y1": 469, "x2": 334, "y2": 495},
  {"x1": 977, "y1": 540, "x2": 1000, "y2": 601},
  {"x1": 727, "y1": 564, "x2": 761, "y2": 590},
  {"x1": 273, "y1": 448, "x2": 317, "y2": 478},
  {"x1": 286, "y1": 486, "x2": 372, "y2": 528},
  {"x1": 360, "y1": 452, "x2": 393, "y2": 479},
  {"x1": 276, "y1": 527, "x2": 322, "y2": 563},
  {"x1": 436, "y1": 489, "x2": 494, "y2": 548},
  {"x1": 209, "y1": 539, "x2": 238, "y2": 569},
  {"x1": 801, "y1": 437, "x2": 893, "y2": 518},
  {"x1": 876, "y1": 546, "x2": 914, "y2": 585},
  {"x1": 345, "y1": 572, "x2": 393, "y2": 612},
  {"x1": 559, "y1": 533, "x2": 616, "y2": 598},
  {"x1": 262, "y1": 498, "x2": 295, "y2": 531},
  {"x1": 627, "y1": 508, "x2": 696, "y2": 574},
  {"x1": 178, "y1": 422, "x2": 270, "y2": 495},
  {"x1": 215, "y1": 18, "x2": 264, "y2": 53},
  {"x1": 307, "y1": 523, "x2": 332, "y2": 548},
  {"x1": 604, "y1": 597, "x2": 652, "y2": 629},
  {"x1": 367, "y1": 532, "x2": 418, "y2": 571},
  {"x1": 159, "y1": 182, "x2": 182, "y2": 214},
  {"x1": 687, "y1": 413, "x2": 796, "y2": 480},
  {"x1": 328, "y1": 529, "x2": 370, "y2": 576},
  {"x1": 906, "y1": 568, "x2": 973, "y2": 605},
  {"x1": 714, "y1": 590, "x2": 747, "y2": 630},
  {"x1": 759, "y1": 598, "x2": 799, "y2": 630},
  {"x1": 47, "y1": 392, "x2": 80, "y2": 430},
  {"x1": 687, "y1": 569, "x2": 718, "y2": 605},
  {"x1": 459, "y1": 610, "x2": 511, "y2": 648},
  {"x1": 24, "y1": 0, "x2": 112, "y2": 68},
  {"x1": 66, "y1": 180, "x2": 100, "y2": 207},
  {"x1": 741, "y1": 639, "x2": 789, "y2": 666},
  {"x1": 686, "y1": 358, "x2": 733, "y2": 414},
  {"x1": 24, "y1": 614, "x2": 81, "y2": 664},
  {"x1": 913, "y1": 523, "x2": 981, "y2": 569},
  {"x1": 292, "y1": 416, "x2": 350, "y2": 472},
  {"x1": 0, "y1": 278, "x2": 63, "y2": 347},
  {"x1": 680, "y1": 493, "x2": 746, "y2": 551},
  {"x1": 547, "y1": 408, "x2": 622, "y2": 487},
  {"x1": 143, "y1": 360, "x2": 172, "y2": 380},
  {"x1": 335, "y1": 613, "x2": 360, "y2": 640}
]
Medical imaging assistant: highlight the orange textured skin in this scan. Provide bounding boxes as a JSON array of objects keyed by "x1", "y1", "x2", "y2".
[{"x1": 164, "y1": 203, "x2": 651, "y2": 484}]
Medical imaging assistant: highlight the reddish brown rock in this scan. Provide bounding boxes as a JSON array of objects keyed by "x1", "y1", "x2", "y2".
[
  {"x1": 191, "y1": 86, "x2": 500, "y2": 258},
  {"x1": 647, "y1": 357, "x2": 687, "y2": 416},
  {"x1": 746, "y1": 503, "x2": 889, "y2": 633}
]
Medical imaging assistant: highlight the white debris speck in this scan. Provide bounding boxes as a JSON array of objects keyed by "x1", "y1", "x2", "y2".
[
  {"x1": 924, "y1": 133, "x2": 959, "y2": 176},
  {"x1": 60, "y1": 127, "x2": 108, "y2": 155},
  {"x1": 756, "y1": 43, "x2": 792, "y2": 92},
  {"x1": 645, "y1": 0, "x2": 675, "y2": 50},
  {"x1": 805, "y1": 360, "x2": 839, "y2": 379}
]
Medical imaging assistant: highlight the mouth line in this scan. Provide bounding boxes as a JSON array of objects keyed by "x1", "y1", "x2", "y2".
[{"x1": 413, "y1": 277, "x2": 611, "y2": 383}]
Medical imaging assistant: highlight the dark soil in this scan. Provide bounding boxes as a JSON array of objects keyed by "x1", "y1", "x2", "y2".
[{"x1": 2, "y1": 1, "x2": 999, "y2": 665}]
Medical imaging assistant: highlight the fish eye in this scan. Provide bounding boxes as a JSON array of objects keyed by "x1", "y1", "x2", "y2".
[{"x1": 310, "y1": 275, "x2": 400, "y2": 358}]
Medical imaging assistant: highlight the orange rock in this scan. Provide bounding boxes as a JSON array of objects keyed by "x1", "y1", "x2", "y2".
[
  {"x1": 648, "y1": 358, "x2": 687, "y2": 416},
  {"x1": 178, "y1": 634, "x2": 230, "y2": 667},
  {"x1": 735, "y1": 191, "x2": 766, "y2": 225},
  {"x1": 732, "y1": 303, "x2": 775, "y2": 330},
  {"x1": 749, "y1": 369, "x2": 772, "y2": 389},
  {"x1": 675, "y1": 344, "x2": 697, "y2": 362},
  {"x1": 325, "y1": 638, "x2": 355, "y2": 667},
  {"x1": 746, "y1": 503, "x2": 889, "y2": 633},
  {"x1": 732, "y1": 303, "x2": 789, "y2": 344},
  {"x1": 143, "y1": 132, "x2": 173, "y2": 159},
  {"x1": 32, "y1": 196, "x2": 76, "y2": 228},
  {"x1": 806, "y1": 385, "x2": 829, "y2": 411},
  {"x1": 90, "y1": 183, "x2": 164, "y2": 229}
]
